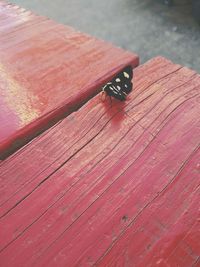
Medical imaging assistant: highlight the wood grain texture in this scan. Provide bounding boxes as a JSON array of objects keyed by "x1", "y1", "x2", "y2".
[
  {"x1": 0, "y1": 57, "x2": 199, "y2": 267},
  {"x1": 0, "y1": 1, "x2": 138, "y2": 158}
]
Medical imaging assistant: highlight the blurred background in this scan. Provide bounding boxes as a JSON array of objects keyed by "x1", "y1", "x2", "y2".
[{"x1": 10, "y1": 0, "x2": 200, "y2": 72}]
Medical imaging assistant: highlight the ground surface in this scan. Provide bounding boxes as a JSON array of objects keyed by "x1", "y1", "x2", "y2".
[{"x1": 10, "y1": 0, "x2": 200, "y2": 73}]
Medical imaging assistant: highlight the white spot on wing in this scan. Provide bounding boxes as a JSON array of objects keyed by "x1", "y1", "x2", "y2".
[
  {"x1": 116, "y1": 78, "x2": 121, "y2": 82},
  {"x1": 123, "y1": 72, "x2": 129, "y2": 78}
]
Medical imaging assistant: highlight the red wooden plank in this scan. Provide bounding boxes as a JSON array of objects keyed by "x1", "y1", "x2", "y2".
[
  {"x1": 0, "y1": 1, "x2": 138, "y2": 158},
  {"x1": 29, "y1": 100, "x2": 200, "y2": 267},
  {"x1": 0, "y1": 57, "x2": 199, "y2": 267}
]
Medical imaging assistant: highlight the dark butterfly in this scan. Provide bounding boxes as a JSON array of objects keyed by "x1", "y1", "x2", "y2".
[{"x1": 101, "y1": 66, "x2": 133, "y2": 101}]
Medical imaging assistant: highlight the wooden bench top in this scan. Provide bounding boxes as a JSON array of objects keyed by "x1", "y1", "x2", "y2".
[
  {"x1": 0, "y1": 56, "x2": 199, "y2": 267},
  {"x1": 0, "y1": 1, "x2": 138, "y2": 159}
]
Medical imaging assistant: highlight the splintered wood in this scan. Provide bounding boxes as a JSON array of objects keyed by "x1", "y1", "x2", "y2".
[{"x1": 0, "y1": 57, "x2": 199, "y2": 267}]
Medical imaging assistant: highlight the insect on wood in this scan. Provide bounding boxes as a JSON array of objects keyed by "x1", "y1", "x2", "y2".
[{"x1": 101, "y1": 66, "x2": 133, "y2": 102}]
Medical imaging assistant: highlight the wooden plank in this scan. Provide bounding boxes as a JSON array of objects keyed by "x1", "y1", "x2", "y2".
[
  {"x1": 0, "y1": 57, "x2": 199, "y2": 267},
  {"x1": 0, "y1": 1, "x2": 138, "y2": 158}
]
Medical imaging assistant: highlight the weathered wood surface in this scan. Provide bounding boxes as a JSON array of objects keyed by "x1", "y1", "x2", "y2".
[
  {"x1": 0, "y1": 57, "x2": 199, "y2": 267},
  {"x1": 0, "y1": 1, "x2": 138, "y2": 158}
]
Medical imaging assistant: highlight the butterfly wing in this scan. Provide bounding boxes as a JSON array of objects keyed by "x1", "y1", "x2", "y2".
[
  {"x1": 113, "y1": 66, "x2": 133, "y2": 94},
  {"x1": 103, "y1": 66, "x2": 133, "y2": 101},
  {"x1": 103, "y1": 83, "x2": 127, "y2": 101},
  {"x1": 114, "y1": 66, "x2": 133, "y2": 82}
]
